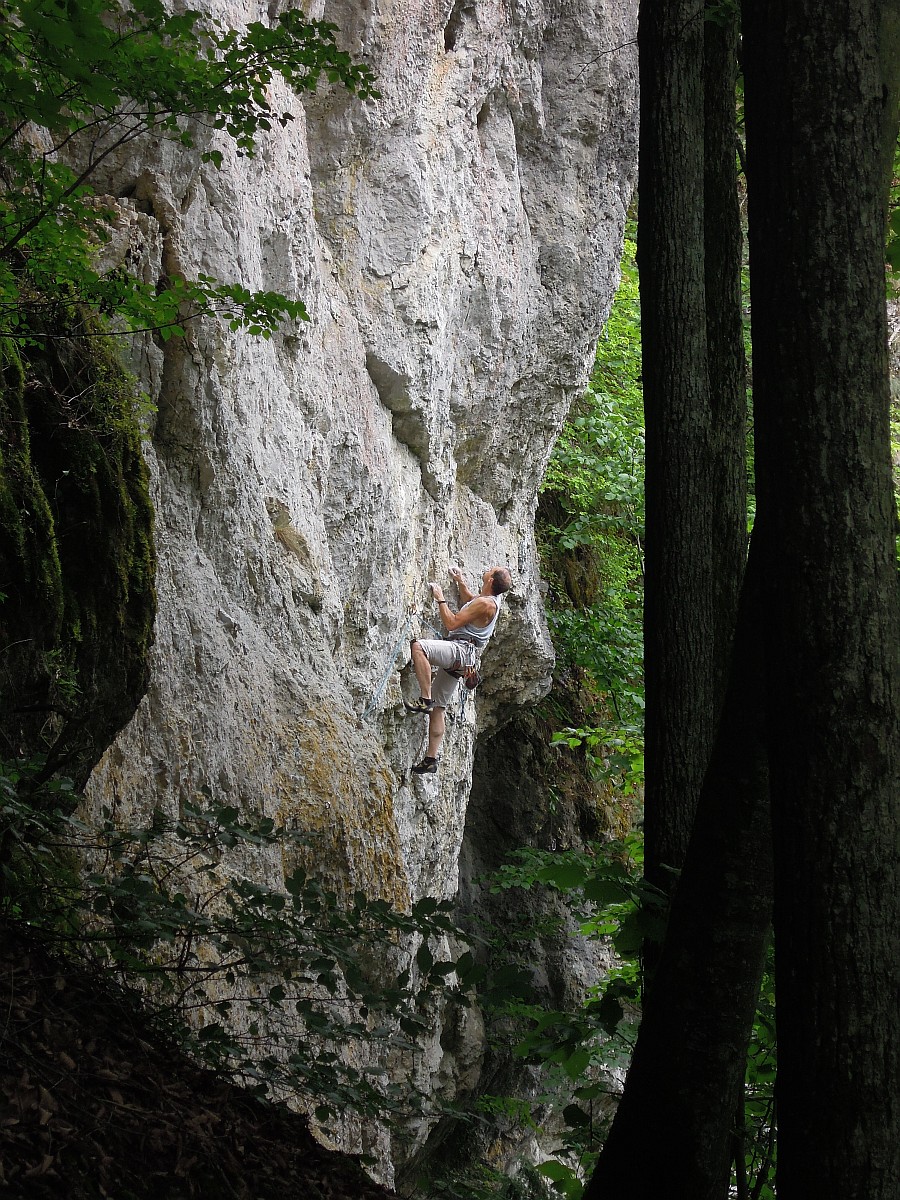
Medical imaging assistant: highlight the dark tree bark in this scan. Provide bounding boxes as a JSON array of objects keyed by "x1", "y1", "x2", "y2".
[
  {"x1": 640, "y1": 0, "x2": 745, "y2": 895},
  {"x1": 743, "y1": 2, "x2": 900, "y2": 1194},
  {"x1": 584, "y1": 6, "x2": 771, "y2": 1194},
  {"x1": 585, "y1": 543, "x2": 771, "y2": 1200},
  {"x1": 588, "y1": 3, "x2": 900, "y2": 1195},
  {"x1": 703, "y1": 9, "x2": 747, "y2": 625}
]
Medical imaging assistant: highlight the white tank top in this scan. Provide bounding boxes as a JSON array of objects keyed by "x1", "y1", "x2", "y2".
[{"x1": 449, "y1": 594, "x2": 502, "y2": 650}]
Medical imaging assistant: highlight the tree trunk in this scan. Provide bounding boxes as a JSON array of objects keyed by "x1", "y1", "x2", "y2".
[
  {"x1": 586, "y1": 543, "x2": 771, "y2": 1200},
  {"x1": 743, "y1": 2, "x2": 900, "y2": 1194},
  {"x1": 703, "y1": 7, "x2": 747, "y2": 645},
  {"x1": 586, "y1": 9, "x2": 769, "y2": 1193},
  {"x1": 640, "y1": 0, "x2": 745, "y2": 894}
]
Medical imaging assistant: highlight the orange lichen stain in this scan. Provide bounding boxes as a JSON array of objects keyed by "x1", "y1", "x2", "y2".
[{"x1": 273, "y1": 704, "x2": 411, "y2": 911}]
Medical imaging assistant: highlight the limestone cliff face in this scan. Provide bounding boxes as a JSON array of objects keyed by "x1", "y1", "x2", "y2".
[{"x1": 83, "y1": 0, "x2": 637, "y2": 1173}]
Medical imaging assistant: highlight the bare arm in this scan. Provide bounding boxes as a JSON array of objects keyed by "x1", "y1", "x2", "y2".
[{"x1": 429, "y1": 582, "x2": 494, "y2": 631}]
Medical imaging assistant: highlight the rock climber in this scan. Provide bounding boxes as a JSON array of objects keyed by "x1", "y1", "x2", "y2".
[{"x1": 406, "y1": 564, "x2": 512, "y2": 775}]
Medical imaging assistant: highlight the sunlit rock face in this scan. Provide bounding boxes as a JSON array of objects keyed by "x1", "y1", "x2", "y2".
[{"x1": 84, "y1": 0, "x2": 637, "y2": 1176}]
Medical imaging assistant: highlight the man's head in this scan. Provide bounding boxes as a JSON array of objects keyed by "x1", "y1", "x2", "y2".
[{"x1": 483, "y1": 566, "x2": 512, "y2": 596}]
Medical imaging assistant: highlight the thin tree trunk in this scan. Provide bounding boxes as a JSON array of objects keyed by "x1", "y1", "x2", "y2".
[
  {"x1": 639, "y1": 0, "x2": 713, "y2": 893},
  {"x1": 743, "y1": 2, "x2": 900, "y2": 1194},
  {"x1": 641, "y1": 0, "x2": 745, "y2": 896}
]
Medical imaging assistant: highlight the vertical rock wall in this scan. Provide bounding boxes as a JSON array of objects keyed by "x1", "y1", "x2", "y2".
[{"x1": 83, "y1": 0, "x2": 637, "y2": 1176}]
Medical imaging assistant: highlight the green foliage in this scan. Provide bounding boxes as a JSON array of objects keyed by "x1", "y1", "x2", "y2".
[
  {"x1": 478, "y1": 837, "x2": 664, "y2": 1195},
  {"x1": 736, "y1": 955, "x2": 777, "y2": 1199},
  {"x1": 485, "y1": 838, "x2": 779, "y2": 1200},
  {"x1": 426, "y1": 1160, "x2": 554, "y2": 1200},
  {"x1": 536, "y1": 1160, "x2": 582, "y2": 1200},
  {"x1": 887, "y1": 134, "x2": 900, "y2": 279},
  {"x1": 543, "y1": 240, "x2": 644, "y2": 549},
  {"x1": 540, "y1": 236, "x2": 645, "y2": 796},
  {"x1": 0, "y1": 758, "x2": 481, "y2": 1130},
  {"x1": 0, "y1": 0, "x2": 378, "y2": 340},
  {"x1": 550, "y1": 718, "x2": 644, "y2": 799},
  {"x1": 487, "y1": 841, "x2": 780, "y2": 1200},
  {"x1": 491, "y1": 836, "x2": 663, "y2": 960},
  {"x1": 498, "y1": 232, "x2": 648, "y2": 1197}
]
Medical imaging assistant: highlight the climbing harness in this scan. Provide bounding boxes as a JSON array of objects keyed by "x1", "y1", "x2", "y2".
[
  {"x1": 446, "y1": 645, "x2": 481, "y2": 691},
  {"x1": 361, "y1": 595, "x2": 479, "y2": 778},
  {"x1": 360, "y1": 606, "x2": 417, "y2": 723}
]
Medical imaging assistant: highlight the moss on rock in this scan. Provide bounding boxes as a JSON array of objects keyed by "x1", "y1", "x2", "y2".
[
  {"x1": 0, "y1": 316, "x2": 156, "y2": 785},
  {"x1": 0, "y1": 339, "x2": 64, "y2": 642}
]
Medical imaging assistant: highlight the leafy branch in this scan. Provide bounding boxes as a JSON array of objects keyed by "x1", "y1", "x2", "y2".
[
  {"x1": 1, "y1": 758, "x2": 481, "y2": 1129},
  {"x1": 0, "y1": 0, "x2": 379, "y2": 340},
  {"x1": 473, "y1": 838, "x2": 658, "y2": 1196}
]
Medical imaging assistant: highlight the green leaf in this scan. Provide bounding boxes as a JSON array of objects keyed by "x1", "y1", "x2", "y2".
[
  {"x1": 535, "y1": 862, "x2": 588, "y2": 891},
  {"x1": 582, "y1": 876, "x2": 631, "y2": 905},
  {"x1": 561, "y1": 1047, "x2": 591, "y2": 1080},
  {"x1": 538, "y1": 1160, "x2": 579, "y2": 1184},
  {"x1": 562, "y1": 1103, "x2": 591, "y2": 1127}
]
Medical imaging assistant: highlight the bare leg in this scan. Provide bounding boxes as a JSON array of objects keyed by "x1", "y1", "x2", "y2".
[
  {"x1": 427, "y1": 707, "x2": 445, "y2": 759},
  {"x1": 411, "y1": 641, "x2": 433, "y2": 699}
]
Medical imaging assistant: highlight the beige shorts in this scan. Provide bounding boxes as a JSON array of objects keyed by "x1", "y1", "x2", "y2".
[{"x1": 416, "y1": 639, "x2": 475, "y2": 708}]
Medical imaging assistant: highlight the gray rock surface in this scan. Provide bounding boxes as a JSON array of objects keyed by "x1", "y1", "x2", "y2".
[{"x1": 83, "y1": 0, "x2": 637, "y2": 1178}]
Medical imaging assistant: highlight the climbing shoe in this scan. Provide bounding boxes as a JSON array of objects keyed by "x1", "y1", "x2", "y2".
[
  {"x1": 404, "y1": 697, "x2": 435, "y2": 714},
  {"x1": 411, "y1": 756, "x2": 438, "y2": 774}
]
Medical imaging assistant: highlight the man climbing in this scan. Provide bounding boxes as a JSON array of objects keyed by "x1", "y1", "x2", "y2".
[{"x1": 406, "y1": 564, "x2": 512, "y2": 775}]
